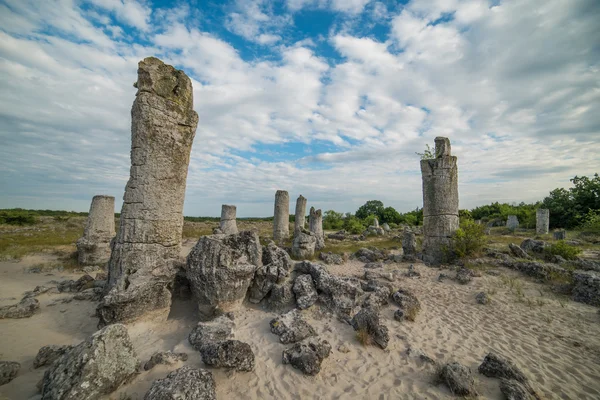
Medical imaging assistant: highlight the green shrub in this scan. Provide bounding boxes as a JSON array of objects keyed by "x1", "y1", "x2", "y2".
[
  {"x1": 451, "y1": 219, "x2": 487, "y2": 258},
  {"x1": 323, "y1": 210, "x2": 344, "y2": 230},
  {"x1": 363, "y1": 214, "x2": 377, "y2": 227},
  {"x1": 0, "y1": 211, "x2": 37, "y2": 225},
  {"x1": 579, "y1": 209, "x2": 600, "y2": 233},
  {"x1": 546, "y1": 240, "x2": 581, "y2": 260},
  {"x1": 344, "y1": 217, "x2": 365, "y2": 234}
]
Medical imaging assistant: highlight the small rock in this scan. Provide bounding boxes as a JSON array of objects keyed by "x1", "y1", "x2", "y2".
[
  {"x1": 500, "y1": 379, "x2": 536, "y2": 400},
  {"x1": 438, "y1": 362, "x2": 477, "y2": 396},
  {"x1": 520, "y1": 239, "x2": 546, "y2": 254},
  {"x1": 199, "y1": 340, "x2": 255, "y2": 372},
  {"x1": 478, "y1": 352, "x2": 529, "y2": 385},
  {"x1": 476, "y1": 292, "x2": 491, "y2": 305},
  {"x1": 364, "y1": 262, "x2": 383, "y2": 269},
  {"x1": 391, "y1": 289, "x2": 420, "y2": 321},
  {"x1": 455, "y1": 268, "x2": 473, "y2": 284},
  {"x1": 0, "y1": 297, "x2": 40, "y2": 319},
  {"x1": 350, "y1": 307, "x2": 389, "y2": 349},
  {"x1": 270, "y1": 310, "x2": 317, "y2": 344},
  {"x1": 438, "y1": 273, "x2": 449, "y2": 282},
  {"x1": 144, "y1": 351, "x2": 188, "y2": 371},
  {"x1": 188, "y1": 315, "x2": 234, "y2": 352},
  {"x1": 0, "y1": 361, "x2": 20, "y2": 386},
  {"x1": 364, "y1": 270, "x2": 394, "y2": 282},
  {"x1": 319, "y1": 252, "x2": 344, "y2": 265},
  {"x1": 405, "y1": 264, "x2": 421, "y2": 278},
  {"x1": 509, "y1": 243, "x2": 530, "y2": 259},
  {"x1": 292, "y1": 274, "x2": 318, "y2": 310},
  {"x1": 144, "y1": 366, "x2": 216, "y2": 400},
  {"x1": 282, "y1": 337, "x2": 332, "y2": 376},
  {"x1": 393, "y1": 309, "x2": 405, "y2": 322},
  {"x1": 33, "y1": 345, "x2": 73, "y2": 369},
  {"x1": 338, "y1": 344, "x2": 350, "y2": 354}
]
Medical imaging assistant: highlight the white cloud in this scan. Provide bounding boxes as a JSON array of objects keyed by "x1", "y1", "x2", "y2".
[
  {"x1": 88, "y1": 0, "x2": 152, "y2": 31},
  {"x1": 225, "y1": 0, "x2": 291, "y2": 45}
]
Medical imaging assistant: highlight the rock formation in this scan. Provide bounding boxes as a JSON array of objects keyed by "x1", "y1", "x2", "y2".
[
  {"x1": 0, "y1": 361, "x2": 20, "y2": 386},
  {"x1": 273, "y1": 190, "x2": 290, "y2": 243},
  {"x1": 507, "y1": 215, "x2": 519, "y2": 231},
  {"x1": 294, "y1": 195, "x2": 307, "y2": 232},
  {"x1": 553, "y1": 230, "x2": 566, "y2": 240},
  {"x1": 186, "y1": 231, "x2": 261, "y2": 317},
  {"x1": 402, "y1": 230, "x2": 417, "y2": 261},
  {"x1": 420, "y1": 137, "x2": 459, "y2": 264},
  {"x1": 248, "y1": 241, "x2": 293, "y2": 303},
  {"x1": 98, "y1": 57, "x2": 198, "y2": 326},
  {"x1": 144, "y1": 366, "x2": 216, "y2": 400},
  {"x1": 292, "y1": 228, "x2": 316, "y2": 259},
  {"x1": 536, "y1": 209, "x2": 549, "y2": 235},
  {"x1": 220, "y1": 205, "x2": 238, "y2": 234},
  {"x1": 76, "y1": 195, "x2": 115, "y2": 266},
  {"x1": 309, "y1": 207, "x2": 325, "y2": 250}
]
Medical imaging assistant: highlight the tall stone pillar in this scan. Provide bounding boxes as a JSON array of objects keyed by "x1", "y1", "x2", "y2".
[
  {"x1": 420, "y1": 137, "x2": 459, "y2": 264},
  {"x1": 506, "y1": 215, "x2": 519, "y2": 231},
  {"x1": 294, "y1": 195, "x2": 307, "y2": 232},
  {"x1": 98, "y1": 57, "x2": 198, "y2": 326},
  {"x1": 536, "y1": 209, "x2": 549, "y2": 235},
  {"x1": 220, "y1": 205, "x2": 238, "y2": 234},
  {"x1": 76, "y1": 195, "x2": 115, "y2": 266},
  {"x1": 273, "y1": 190, "x2": 290, "y2": 243},
  {"x1": 309, "y1": 207, "x2": 325, "y2": 250}
]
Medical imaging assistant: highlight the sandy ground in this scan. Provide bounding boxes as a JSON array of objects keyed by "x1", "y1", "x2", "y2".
[{"x1": 1, "y1": 252, "x2": 600, "y2": 400}]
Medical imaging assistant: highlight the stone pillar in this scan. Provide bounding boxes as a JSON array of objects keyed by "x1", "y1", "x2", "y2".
[
  {"x1": 294, "y1": 195, "x2": 307, "y2": 232},
  {"x1": 98, "y1": 57, "x2": 198, "y2": 326},
  {"x1": 309, "y1": 207, "x2": 325, "y2": 250},
  {"x1": 506, "y1": 215, "x2": 519, "y2": 231},
  {"x1": 402, "y1": 230, "x2": 417, "y2": 261},
  {"x1": 373, "y1": 217, "x2": 379, "y2": 228},
  {"x1": 76, "y1": 195, "x2": 115, "y2": 266},
  {"x1": 420, "y1": 137, "x2": 459, "y2": 264},
  {"x1": 553, "y1": 230, "x2": 566, "y2": 240},
  {"x1": 536, "y1": 209, "x2": 549, "y2": 235},
  {"x1": 273, "y1": 190, "x2": 289, "y2": 243},
  {"x1": 220, "y1": 205, "x2": 238, "y2": 234}
]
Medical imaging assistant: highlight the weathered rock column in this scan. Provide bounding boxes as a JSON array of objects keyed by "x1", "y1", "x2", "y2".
[
  {"x1": 220, "y1": 205, "x2": 238, "y2": 234},
  {"x1": 309, "y1": 207, "x2": 325, "y2": 250},
  {"x1": 420, "y1": 137, "x2": 459, "y2": 264},
  {"x1": 273, "y1": 190, "x2": 290, "y2": 243},
  {"x1": 294, "y1": 195, "x2": 307, "y2": 232},
  {"x1": 98, "y1": 57, "x2": 198, "y2": 326},
  {"x1": 76, "y1": 195, "x2": 115, "y2": 266},
  {"x1": 506, "y1": 215, "x2": 519, "y2": 231},
  {"x1": 536, "y1": 209, "x2": 549, "y2": 235}
]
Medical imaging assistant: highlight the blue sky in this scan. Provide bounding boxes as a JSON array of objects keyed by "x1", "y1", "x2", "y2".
[{"x1": 0, "y1": 0, "x2": 599, "y2": 217}]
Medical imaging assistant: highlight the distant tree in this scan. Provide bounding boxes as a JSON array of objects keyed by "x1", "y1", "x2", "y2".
[
  {"x1": 355, "y1": 200, "x2": 384, "y2": 220},
  {"x1": 381, "y1": 206, "x2": 402, "y2": 224},
  {"x1": 323, "y1": 210, "x2": 344, "y2": 230}
]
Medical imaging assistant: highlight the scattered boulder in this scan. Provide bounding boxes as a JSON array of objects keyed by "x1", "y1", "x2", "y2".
[
  {"x1": 364, "y1": 270, "x2": 394, "y2": 282},
  {"x1": 437, "y1": 362, "x2": 477, "y2": 396},
  {"x1": 73, "y1": 287, "x2": 103, "y2": 301},
  {"x1": 520, "y1": 239, "x2": 546, "y2": 254},
  {"x1": 22, "y1": 285, "x2": 57, "y2": 298},
  {"x1": 353, "y1": 248, "x2": 386, "y2": 263},
  {"x1": 144, "y1": 351, "x2": 188, "y2": 371},
  {"x1": 391, "y1": 289, "x2": 420, "y2": 321},
  {"x1": 186, "y1": 231, "x2": 261, "y2": 317},
  {"x1": 406, "y1": 346, "x2": 436, "y2": 365},
  {"x1": 144, "y1": 366, "x2": 216, "y2": 400},
  {"x1": 478, "y1": 352, "x2": 529, "y2": 384},
  {"x1": 364, "y1": 262, "x2": 383, "y2": 269},
  {"x1": 248, "y1": 242, "x2": 292, "y2": 303},
  {"x1": 501, "y1": 260, "x2": 569, "y2": 281},
  {"x1": 267, "y1": 281, "x2": 296, "y2": 312},
  {"x1": 362, "y1": 285, "x2": 391, "y2": 311},
  {"x1": 282, "y1": 337, "x2": 332, "y2": 376},
  {"x1": 41, "y1": 324, "x2": 138, "y2": 400},
  {"x1": 198, "y1": 340, "x2": 255, "y2": 372},
  {"x1": 382, "y1": 223, "x2": 391, "y2": 232},
  {"x1": 500, "y1": 379, "x2": 536, "y2": 400},
  {"x1": 509, "y1": 243, "x2": 531, "y2": 259},
  {"x1": 572, "y1": 270, "x2": 600, "y2": 306},
  {"x1": 394, "y1": 309, "x2": 406, "y2": 322},
  {"x1": 0, "y1": 361, "x2": 20, "y2": 386},
  {"x1": 188, "y1": 315, "x2": 235, "y2": 352},
  {"x1": 455, "y1": 268, "x2": 473, "y2": 284},
  {"x1": 327, "y1": 231, "x2": 346, "y2": 241},
  {"x1": 58, "y1": 275, "x2": 95, "y2": 293},
  {"x1": 476, "y1": 292, "x2": 491, "y2": 305},
  {"x1": 319, "y1": 252, "x2": 344, "y2": 265},
  {"x1": 0, "y1": 297, "x2": 40, "y2": 319},
  {"x1": 405, "y1": 264, "x2": 421, "y2": 278},
  {"x1": 438, "y1": 273, "x2": 449, "y2": 282},
  {"x1": 292, "y1": 228, "x2": 316, "y2": 260},
  {"x1": 34, "y1": 345, "x2": 73, "y2": 369},
  {"x1": 402, "y1": 230, "x2": 418, "y2": 261},
  {"x1": 270, "y1": 310, "x2": 317, "y2": 344},
  {"x1": 350, "y1": 307, "x2": 389, "y2": 349},
  {"x1": 292, "y1": 274, "x2": 318, "y2": 310}
]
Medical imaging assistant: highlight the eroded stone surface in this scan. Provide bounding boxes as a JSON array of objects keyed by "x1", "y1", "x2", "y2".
[
  {"x1": 144, "y1": 351, "x2": 188, "y2": 371},
  {"x1": 0, "y1": 297, "x2": 39, "y2": 319},
  {"x1": 293, "y1": 274, "x2": 318, "y2": 309},
  {"x1": 34, "y1": 345, "x2": 73, "y2": 369},
  {"x1": 507, "y1": 215, "x2": 519, "y2": 231},
  {"x1": 144, "y1": 366, "x2": 216, "y2": 400},
  {"x1": 294, "y1": 195, "x2": 307, "y2": 232},
  {"x1": 309, "y1": 207, "x2": 325, "y2": 250},
  {"x1": 270, "y1": 309, "x2": 317, "y2": 344},
  {"x1": 292, "y1": 228, "x2": 316, "y2": 260},
  {"x1": 198, "y1": 340, "x2": 255, "y2": 372},
  {"x1": 99, "y1": 57, "x2": 198, "y2": 326},
  {"x1": 0, "y1": 361, "x2": 20, "y2": 386},
  {"x1": 282, "y1": 337, "x2": 331, "y2": 376},
  {"x1": 350, "y1": 307, "x2": 389, "y2": 349},
  {"x1": 273, "y1": 190, "x2": 290, "y2": 243},
  {"x1": 248, "y1": 242, "x2": 292, "y2": 303},
  {"x1": 76, "y1": 195, "x2": 115, "y2": 266},
  {"x1": 220, "y1": 205, "x2": 238, "y2": 234},
  {"x1": 438, "y1": 362, "x2": 477, "y2": 396},
  {"x1": 536, "y1": 209, "x2": 549, "y2": 235},
  {"x1": 188, "y1": 315, "x2": 235, "y2": 351}
]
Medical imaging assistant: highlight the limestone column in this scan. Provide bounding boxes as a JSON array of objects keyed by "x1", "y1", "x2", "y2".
[
  {"x1": 273, "y1": 190, "x2": 290, "y2": 243},
  {"x1": 506, "y1": 215, "x2": 519, "y2": 231},
  {"x1": 536, "y1": 209, "x2": 549, "y2": 235},
  {"x1": 294, "y1": 195, "x2": 307, "y2": 232},
  {"x1": 98, "y1": 57, "x2": 198, "y2": 326},
  {"x1": 220, "y1": 205, "x2": 238, "y2": 234},
  {"x1": 309, "y1": 207, "x2": 325, "y2": 250},
  {"x1": 76, "y1": 195, "x2": 115, "y2": 266},
  {"x1": 420, "y1": 137, "x2": 459, "y2": 264}
]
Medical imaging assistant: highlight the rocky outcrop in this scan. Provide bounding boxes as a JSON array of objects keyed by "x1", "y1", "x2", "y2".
[
  {"x1": 99, "y1": 57, "x2": 198, "y2": 326},
  {"x1": 220, "y1": 205, "x2": 238, "y2": 234},
  {"x1": 282, "y1": 337, "x2": 331, "y2": 376},
  {"x1": 76, "y1": 195, "x2": 115, "y2": 266},
  {"x1": 350, "y1": 307, "x2": 389, "y2": 349},
  {"x1": 0, "y1": 297, "x2": 39, "y2": 319},
  {"x1": 270, "y1": 310, "x2": 317, "y2": 344},
  {"x1": 309, "y1": 207, "x2": 325, "y2": 250},
  {"x1": 144, "y1": 366, "x2": 216, "y2": 400},
  {"x1": 41, "y1": 324, "x2": 138, "y2": 400},
  {"x1": 509, "y1": 243, "x2": 531, "y2": 259},
  {"x1": 421, "y1": 137, "x2": 459, "y2": 264},
  {"x1": 248, "y1": 242, "x2": 292, "y2": 303},
  {"x1": 188, "y1": 315, "x2": 235, "y2": 352},
  {"x1": 456, "y1": 268, "x2": 474, "y2": 284},
  {"x1": 353, "y1": 248, "x2": 386, "y2": 263},
  {"x1": 273, "y1": 190, "x2": 290, "y2": 243},
  {"x1": 267, "y1": 281, "x2": 296, "y2": 311},
  {"x1": 0, "y1": 361, "x2": 20, "y2": 386},
  {"x1": 572, "y1": 270, "x2": 600, "y2": 306},
  {"x1": 291, "y1": 228, "x2": 316, "y2": 260},
  {"x1": 144, "y1": 351, "x2": 188, "y2": 371},
  {"x1": 198, "y1": 340, "x2": 255, "y2": 372},
  {"x1": 479, "y1": 352, "x2": 538, "y2": 398},
  {"x1": 437, "y1": 362, "x2": 477, "y2": 396},
  {"x1": 293, "y1": 274, "x2": 318, "y2": 309},
  {"x1": 392, "y1": 289, "x2": 420, "y2": 321},
  {"x1": 34, "y1": 345, "x2": 73, "y2": 369},
  {"x1": 186, "y1": 231, "x2": 261, "y2": 317},
  {"x1": 500, "y1": 379, "x2": 536, "y2": 400},
  {"x1": 319, "y1": 252, "x2": 344, "y2": 265},
  {"x1": 520, "y1": 239, "x2": 547, "y2": 254}
]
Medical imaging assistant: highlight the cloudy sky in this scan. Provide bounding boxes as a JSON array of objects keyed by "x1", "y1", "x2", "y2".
[{"x1": 0, "y1": 0, "x2": 598, "y2": 217}]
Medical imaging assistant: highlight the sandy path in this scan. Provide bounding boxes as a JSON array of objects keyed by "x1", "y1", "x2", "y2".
[{"x1": 1, "y1": 256, "x2": 600, "y2": 400}]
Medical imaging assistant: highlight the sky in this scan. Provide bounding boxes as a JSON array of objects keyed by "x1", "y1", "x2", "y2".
[{"x1": 0, "y1": 0, "x2": 599, "y2": 217}]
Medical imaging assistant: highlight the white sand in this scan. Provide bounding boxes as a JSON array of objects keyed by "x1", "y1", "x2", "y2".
[{"x1": 2, "y1": 256, "x2": 600, "y2": 400}]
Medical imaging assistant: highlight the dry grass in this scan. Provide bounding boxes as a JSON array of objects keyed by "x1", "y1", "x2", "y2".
[{"x1": 355, "y1": 327, "x2": 372, "y2": 346}]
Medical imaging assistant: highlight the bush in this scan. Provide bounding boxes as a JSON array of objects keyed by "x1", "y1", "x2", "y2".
[
  {"x1": 323, "y1": 210, "x2": 344, "y2": 230},
  {"x1": 579, "y1": 209, "x2": 600, "y2": 233},
  {"x1": 451, "y1": 219, "x2": 487, "y2": 258},
  {"x1": 546, "y1": 240, "x2": 581, "y2": 260},
  {"x1": 344, "y1": 217, "x2": 365, "y2": 234},
  {"x1": 363, "y1": 214, "x2": 377, "y2": 227},
  {"x1": 0, "y1": 211, "x2": 37, "y2": 225}
]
